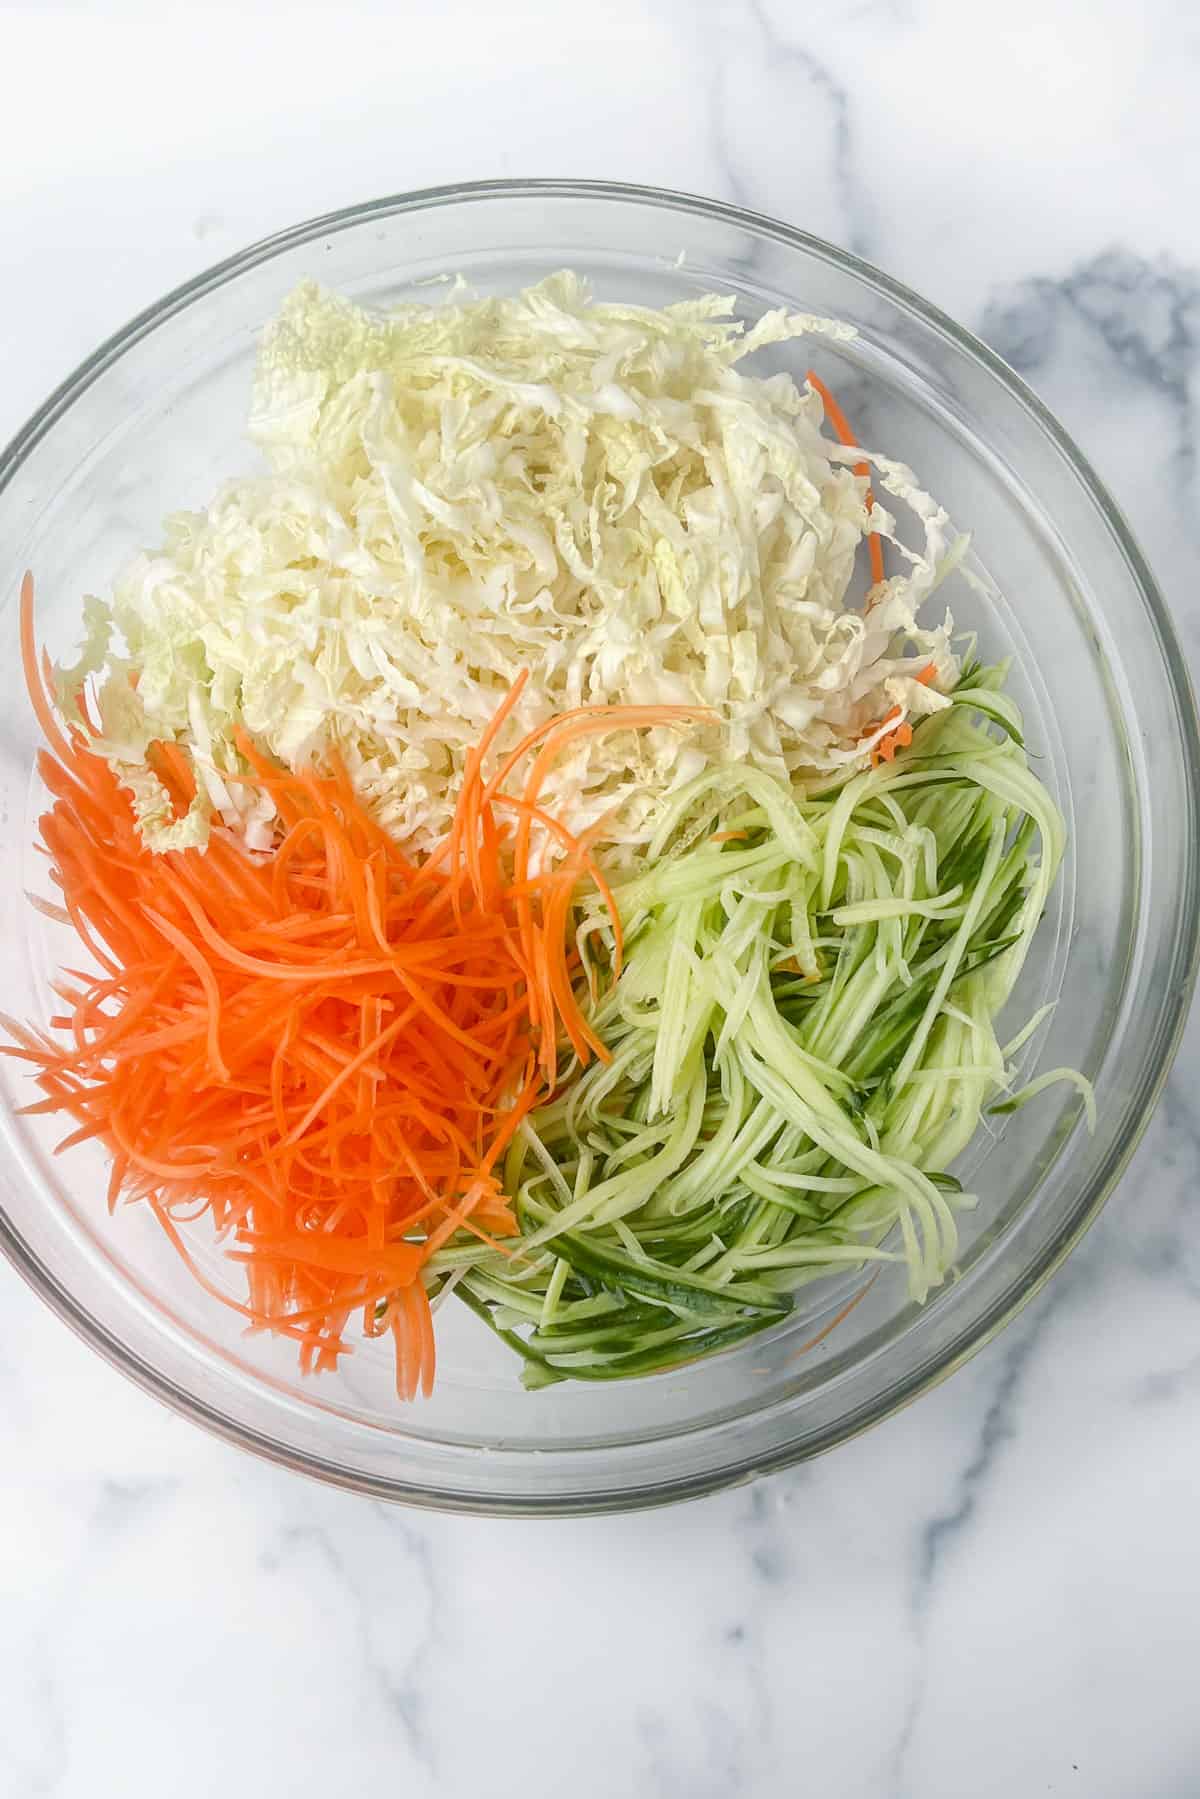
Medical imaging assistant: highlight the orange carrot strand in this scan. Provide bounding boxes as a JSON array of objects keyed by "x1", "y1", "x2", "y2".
[{"x1": 807, "y1": 371, "x2": 886, "y2": 589}]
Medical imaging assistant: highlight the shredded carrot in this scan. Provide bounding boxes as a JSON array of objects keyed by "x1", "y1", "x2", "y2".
[
  {"x1": 19, "y1": 573, "x2": 73, "y2": 765},
  {"x1": 8, "y1": 574, "x2": 704, "y2": 1401},
  {"x1": 879, "y1": 722, "x2": 913, "y2": 763},
  {"x1": 806, "y1": 371, "x2": 886, "y2": 590},
  {"x1": 859, "y1": 697, "x2": 920, "y2": 768},
  {"x1": 870, "y1": 705, "x2": 914, "y2": 766},
  {"x1": 864, "y1": 660, "x2": 936, "y2": 763}
]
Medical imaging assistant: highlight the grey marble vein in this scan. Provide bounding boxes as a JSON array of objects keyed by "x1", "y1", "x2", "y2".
[
  {"x1": 258, "y1": 1503, "x2": 439, "y2": 1770},
  {"x1": 890, "y1": 1260, "x2": 1085, "y2": 1798},
  {"x1": 0, "y1": 1656, "x2": 67, "y2": 1798},
  {"x1": 745, "y1": 0, "x2": 869, "y2": 256},
  {"x1": 981, "y1": 248, "x2": 1200, "y2": 559},
  {"x1": 693, "y1": 0, "x2": 875, "y2": 259}
]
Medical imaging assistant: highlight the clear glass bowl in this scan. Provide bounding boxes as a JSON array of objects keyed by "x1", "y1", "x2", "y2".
[{"x1": 1, "y1": 181, "x2": 1196, "y2": 1514}]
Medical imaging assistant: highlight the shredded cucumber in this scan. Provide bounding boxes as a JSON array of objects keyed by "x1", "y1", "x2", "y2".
[{"x1": 430, "y1": 667, "x2": 1087, "y2": 1387}]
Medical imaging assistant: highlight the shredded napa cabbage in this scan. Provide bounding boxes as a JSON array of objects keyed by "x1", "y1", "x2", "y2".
[{"x1": 64, "y1": 272, "x2": 959, "y2": 853}]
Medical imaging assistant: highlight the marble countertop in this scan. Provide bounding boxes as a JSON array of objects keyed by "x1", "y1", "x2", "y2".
[{"x1": 3, "y1": 3, "x2": 1198, "y2": 1794}]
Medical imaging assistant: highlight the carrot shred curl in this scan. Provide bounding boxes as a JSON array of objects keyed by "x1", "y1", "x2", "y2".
[
  {"x1": 862, "y1": 664, "x2": 938, "y2": 767},
  {"x1": 868, "y1": 705, "x2": 914, "y2": 767},
  {"x1": 9, "y1": 573, "x2": 710, "y2": 1399},
  {"x1": 806, "y1": 370, "x2": 886, "y2": 590}
]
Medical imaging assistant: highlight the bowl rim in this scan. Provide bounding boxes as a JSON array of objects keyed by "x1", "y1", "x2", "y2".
[{"x1": 2, "y1": 176, "x2": 1198, "y2": 1514}]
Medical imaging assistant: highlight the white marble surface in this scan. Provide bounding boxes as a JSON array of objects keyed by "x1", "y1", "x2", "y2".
[{"x1": 3, "y1": 3, "x2": 1200, "y2": 1794}]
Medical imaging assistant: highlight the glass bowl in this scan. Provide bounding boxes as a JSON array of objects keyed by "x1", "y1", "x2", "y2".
[{"x1": 1, "y1": 181, "x2": 1196, "y2": 1514}]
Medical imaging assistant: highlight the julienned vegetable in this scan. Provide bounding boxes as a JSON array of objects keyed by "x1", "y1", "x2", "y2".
[
  {"x1": 9, "y1": 573, "x2": 706, "y2": 1397},
  {"x1": 6, "y1": 274, "x2": 1089, "y2": 1403},
  {"x1": 57, "y1": 273, "x2": 958, "y2": 859},
  {"x1": 438, "y1": 665, "x2": 1075, "y2": 1386}
]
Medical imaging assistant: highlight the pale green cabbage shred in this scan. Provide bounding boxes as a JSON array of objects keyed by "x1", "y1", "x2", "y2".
[{"x1": 62, "y1": 273, "x2": 960, "y2": 855}]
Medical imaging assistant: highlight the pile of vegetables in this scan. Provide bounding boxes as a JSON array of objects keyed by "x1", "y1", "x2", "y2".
[
  {"x1": 59, "y1": 274, "x2": 956, "y2": 857},
  {"x1": 443, "y1": 667, "x2": 1083, "y2": 1384},
  {"x1": 5, "y1": 275, "x2": 1084, "y2": 1399}
]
